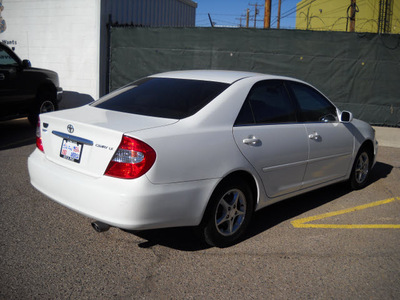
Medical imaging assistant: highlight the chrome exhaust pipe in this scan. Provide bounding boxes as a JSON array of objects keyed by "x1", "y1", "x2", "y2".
[{"x1": 91, "y1": 221, "x2": 110, "y2": 232}]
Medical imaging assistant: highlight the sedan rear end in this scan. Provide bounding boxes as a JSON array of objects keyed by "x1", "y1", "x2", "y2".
[{"x1": 28, "y1": 74, "x2": 236, "y2": 230}]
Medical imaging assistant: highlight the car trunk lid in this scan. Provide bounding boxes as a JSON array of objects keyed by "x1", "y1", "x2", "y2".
[{"x1": 39, "y1": 105, "x2": 177, "y2": 177}]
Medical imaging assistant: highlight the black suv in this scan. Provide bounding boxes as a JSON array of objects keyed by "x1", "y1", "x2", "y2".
[{"x1": 0, "y1": 42, "x2": 62, "y2": 125}]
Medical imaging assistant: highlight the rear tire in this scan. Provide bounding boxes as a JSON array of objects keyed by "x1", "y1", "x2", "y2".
[
  {"x1": 349, "y1": 147, "x2": 372, "y2": 190},
  {"x1": 28, "y1": 91, "x2": 57, "y2": 126},
  {"x1": 199, "y1": 178, "x2": 254, "y2": 247}
]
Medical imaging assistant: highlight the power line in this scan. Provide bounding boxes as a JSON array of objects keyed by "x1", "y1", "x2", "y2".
[{"x1": 280, "y1": 0, "x2": 316, "y2": 20}]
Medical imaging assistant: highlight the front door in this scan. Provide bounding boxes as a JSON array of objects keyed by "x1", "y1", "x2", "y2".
[
  {"x1": 286, "y1": 81, "x2": 354, "y2": 188},
  {"x1": 0, "y1": 45, "x2": 31, "y2": 118},
  {"x1": 304, "y1": 122, "x2": 354, "y2": 187}
]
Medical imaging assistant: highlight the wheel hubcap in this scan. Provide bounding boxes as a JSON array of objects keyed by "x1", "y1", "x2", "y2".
[
  {"x1": 40, "y1": 101, "x2": 55, "y2": 113},
  {"x1": 215, "y1": 189, "x2": 246, "y2": 236},
  {"x1": 355, "y1": 152, "x2": 369, "y2": 184}
]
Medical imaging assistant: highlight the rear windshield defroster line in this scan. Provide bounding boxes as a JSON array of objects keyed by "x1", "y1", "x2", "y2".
[{"x1": 92, "y1": 77, "x2": 230, "y2": 119}]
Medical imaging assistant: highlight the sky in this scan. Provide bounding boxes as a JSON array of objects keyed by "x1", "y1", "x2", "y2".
[{"x1": 195, "y1": 0, "x2": 300, "y2": 29}]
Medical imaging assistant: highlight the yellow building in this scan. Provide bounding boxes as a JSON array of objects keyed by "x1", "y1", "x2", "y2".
[{"x1": 296, "y1": 0, "x2": 400, "y2": 33}]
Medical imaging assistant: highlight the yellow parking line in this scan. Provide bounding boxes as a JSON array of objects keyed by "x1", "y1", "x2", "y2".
[{"x1": 291, "y1": 197, "x2": 400, "y2": 229}]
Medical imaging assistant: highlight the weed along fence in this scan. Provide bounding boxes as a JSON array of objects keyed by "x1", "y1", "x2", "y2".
[{"x1": 109, "y1": 27, "x2": 400, "y2": 127}]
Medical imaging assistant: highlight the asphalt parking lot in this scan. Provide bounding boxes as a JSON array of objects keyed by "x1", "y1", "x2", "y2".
[{"x1": 1, "y1": 118, "x2": 399, "y2": 299}]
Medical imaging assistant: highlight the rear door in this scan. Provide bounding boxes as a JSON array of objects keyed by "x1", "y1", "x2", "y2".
[
  {"x1": 233, "y1": 80, "x2": 308, "y2": 198},
  {"x1": 287, "y1": 81, "x2": 354, "y2": 188}
]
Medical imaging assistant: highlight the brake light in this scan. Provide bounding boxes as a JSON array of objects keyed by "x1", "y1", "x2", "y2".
[
  {"x1": 36, "y1": 117, "x2": 44, "y2": 152},
  {"x1": 105, "y1": 136, "x2": 156, "y2": 179}
]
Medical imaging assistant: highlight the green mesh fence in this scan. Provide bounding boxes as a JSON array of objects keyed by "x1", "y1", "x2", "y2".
[{"x1": 110, "y1": 27, "x2": 400, "y2": 126}]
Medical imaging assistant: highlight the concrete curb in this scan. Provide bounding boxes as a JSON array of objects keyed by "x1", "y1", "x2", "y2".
[{"x1": 373, "y1": 126, "x2": 400, "y2": 148}]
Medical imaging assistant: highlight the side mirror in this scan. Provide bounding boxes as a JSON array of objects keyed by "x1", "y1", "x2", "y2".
[
  {"x1": 22, "y1": 59, "x2": 31, "y2": 68},
  {"x1": 340, "y1": 111, "x2": 353, "y2": 123}
]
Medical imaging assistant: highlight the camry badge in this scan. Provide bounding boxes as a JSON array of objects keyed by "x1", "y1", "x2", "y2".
[{"x1": 67, "y1": 124, "x2": 74, "y2": 133}]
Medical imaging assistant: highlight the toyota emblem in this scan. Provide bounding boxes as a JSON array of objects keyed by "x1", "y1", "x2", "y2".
[{"x1": 67, "y1": 124, "x2": 74, "y2": 133}]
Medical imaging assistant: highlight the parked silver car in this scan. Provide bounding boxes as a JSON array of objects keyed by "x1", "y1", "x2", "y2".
[{"x1": 28, "y1": 70, "x2": 378, "y2": 247}]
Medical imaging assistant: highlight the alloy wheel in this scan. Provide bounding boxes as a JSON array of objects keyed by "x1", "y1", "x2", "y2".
[
  {"x1": 214, "y1": 189, "x2": 247, "y2": 236},
  {"x1": 355, "y1": 152, "x2": 369, "y2": 184}
]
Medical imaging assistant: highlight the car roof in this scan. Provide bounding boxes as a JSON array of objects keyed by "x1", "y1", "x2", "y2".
[{"x1": 149, "y1": 70, "x2": 279, "y2": 84}]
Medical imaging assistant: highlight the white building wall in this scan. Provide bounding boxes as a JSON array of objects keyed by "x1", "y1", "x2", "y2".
[{"x1": 0, "y1": 0, "x2": 100, "y2": 99}]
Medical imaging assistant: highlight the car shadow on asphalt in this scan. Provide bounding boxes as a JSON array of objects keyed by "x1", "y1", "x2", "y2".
[
  {"x1": 0, "y1": 118, "x2": 36, "y2": 150},
  {"x1": 127, "y1": 161, "x2": 393, "y2": 251}
]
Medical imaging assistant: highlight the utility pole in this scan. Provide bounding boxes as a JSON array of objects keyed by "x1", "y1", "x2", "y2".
[
  {"x1": 237, "y1": 11, "x2": 249, "y2": 27},
  {"x1": 249, "y1": 3, "x2": 263, "y2": 28},
  {"x1": 264, "y1": 0, "x2": 271, "y2": 29},
  {"x1": 254, "y1": 3, "x2": 258, "y2": 28},
  {"x1": 277, "y1": 0, "x2": 282, "y2": 29},
  {"x1": 208, "y1": 13, "x2": 214, "y2": 27},
  {"x1": 349, "y1": 0, "x2": 356, "y2": 32}
]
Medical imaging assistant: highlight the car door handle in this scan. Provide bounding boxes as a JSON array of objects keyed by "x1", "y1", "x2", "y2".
[
  {"x1": 0, "y1": 74, "x2": 5, "y2": 80},
  {"x1": 308, "y1": 132, "x2": 320, "y2": 140},
  {"x1": 243, "y1": 136, "x2": 261, "y2": 146}
]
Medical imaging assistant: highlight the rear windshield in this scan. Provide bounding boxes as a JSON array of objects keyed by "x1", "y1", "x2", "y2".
[{"x1": 92, "y1": 77, "x2": 229, "y2": 119}]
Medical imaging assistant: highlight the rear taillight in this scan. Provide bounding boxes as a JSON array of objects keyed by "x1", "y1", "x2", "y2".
[
  {"x1": 105, "y1": 135, "x2": 156, "y2": 179},
  {"x1": 36, "y1": 117, "x2": 44, "y2": 152}
]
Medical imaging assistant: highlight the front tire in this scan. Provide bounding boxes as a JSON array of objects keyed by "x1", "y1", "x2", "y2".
[
  {"x1": 200, "y1": 178, "x2": 254, "y2": 247},
  {"x1": 349, "y1": 147, "x2": 372, "y2": 190}
]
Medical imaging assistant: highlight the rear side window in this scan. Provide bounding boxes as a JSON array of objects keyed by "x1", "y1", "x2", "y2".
[
  {"x1": 235, "y1": 80, "x2": 296, "y2": 125},
  {"x1": 92, "y1": 78, "x2": 229, "y2": 119}
]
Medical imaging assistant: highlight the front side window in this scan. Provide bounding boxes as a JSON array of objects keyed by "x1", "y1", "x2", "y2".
[
  {"x1": 0, "y1": 49, "x2": 18, "y2": 66},
  {"x1": 288, "y1": 82, "x2": 337, "y2": 123},
  {"x1": 92, "y1": 78, "x2": 229, "y2": 119},
  {"x1": 235, "y1": 80, "x2": 296, "y2": 125}
]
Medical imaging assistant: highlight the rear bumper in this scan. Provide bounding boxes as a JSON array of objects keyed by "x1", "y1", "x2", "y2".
[{"x1": 28, "y1": 149, "x2": 217, "y2": 230}]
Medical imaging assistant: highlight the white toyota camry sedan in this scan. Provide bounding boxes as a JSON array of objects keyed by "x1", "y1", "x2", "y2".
[{"x1": 28, "y1": 70, "x2": 378, "y2": 247}]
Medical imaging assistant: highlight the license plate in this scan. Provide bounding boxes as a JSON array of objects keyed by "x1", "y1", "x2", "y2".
[{"x1": 60, "y1": 139, "x2": 83, "y2": 163}]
